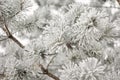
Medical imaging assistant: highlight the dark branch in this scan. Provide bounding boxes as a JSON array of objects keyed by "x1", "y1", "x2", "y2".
[
  {"x1": 117, "y1": 0, "x2": 120, "y2": 5},
  {"x1": 39, "y1": 64, "x2": 60, "y2": 80},
  {"x1": 1, "y1": 15, "x2": 24, "y2": 48},
  {"x1": 35, "y1": 0, "x2": 41, "y2": 6},
  {"x1": 9, "y1": 35, "x2": 24, "y2": 48}
]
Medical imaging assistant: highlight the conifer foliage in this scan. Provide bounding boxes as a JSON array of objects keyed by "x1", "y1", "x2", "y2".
[{"x1": 0, "y1": 0, "x2": 120, "y2": 80}]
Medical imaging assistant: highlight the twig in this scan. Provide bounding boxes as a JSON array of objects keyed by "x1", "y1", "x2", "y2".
[
  {"x1": 1, "y1": 15, "x2": 24, "y2": 48},
  {"x1": 20, "y1": 0, "x2": 24, "y2": 10},
  {"x1": 9, "y1": 35, "x2": 24, "y2": 48},
  {"x1": 117, "y1": 0, "x2": 120, "y2": 5},
  {"x1": 39, "y1": 64, "x2": 60, "y2": 80},
  {"x1": 47, "y1": 55, "x2": 57, "y2": 69}
]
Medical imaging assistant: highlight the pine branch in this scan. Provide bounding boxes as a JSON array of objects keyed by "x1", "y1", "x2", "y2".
[
  {"x1": 1, "y1": 15, "x2": 24, "y2": 48},
  {"x1": 9, "y1": 35, "x2": 24, "y2": 48},
  {"x1": 39, "y1": 64, "x2": 60, "y2": 80},
  {"x1": 47, "y1": 55, "x2": 57, "y2": 68},
  {"x1": 117, "y1": 0, "x2": 120, "y2": 5}
]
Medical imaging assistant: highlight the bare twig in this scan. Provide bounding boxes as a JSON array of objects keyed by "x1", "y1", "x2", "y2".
[
  {"x1": 39, "y1": 64, "x2": 60, "y2": 80},
  {"x1": 9, "y1": 35, "x2": 24, "y2": 48},
  {"x1": 47, "y1": 55, "x2": 57, "y2": 69},
  {"x1": 20, "y1": 0, "x2": 24, "y2": 10},
  {"x1": 117, "y1": 0, "x2": 120, "y2": 5},
  {"x1": 1, "y1": 15, "x2": 24, "y2": 48}
]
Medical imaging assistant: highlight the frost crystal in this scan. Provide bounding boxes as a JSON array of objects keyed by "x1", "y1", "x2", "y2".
[{"x1": 0, "y1": 0, "x2": 120, "y2": 80}]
